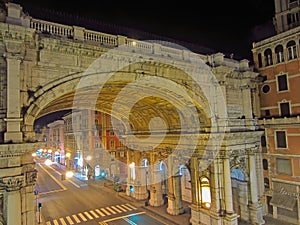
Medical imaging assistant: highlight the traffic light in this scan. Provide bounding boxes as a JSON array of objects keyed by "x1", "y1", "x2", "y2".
[
  {"x1": 129, "y1": 185, "x2": 134, "y2": 193},
  {"x1": 38, "y1": 203, "x2": 42, "y2": 209}
]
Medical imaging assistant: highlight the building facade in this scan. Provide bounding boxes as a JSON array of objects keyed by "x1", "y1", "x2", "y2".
[{"x1": 252, "y1": 0, "x2": 300, "y2": 224}]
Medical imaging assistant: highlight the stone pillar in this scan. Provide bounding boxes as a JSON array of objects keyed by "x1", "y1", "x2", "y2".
[
  {"x1": 133, "y1": 167, "x2": 148, "y2": 200},
  {"x1": 248, "y1": 153, "x2": 265, "y2": 225},
  {"x1": 190, "y1": 157, "x2": 202, "y2": 225},
  {"x1": 223, "y1": 157, "x2": 238, "y2": 225},
  {"x1": 167, "y1": 175, "x2": 184, "y2": 215},
  {"x1": 149, "y1": 170, "x2": 164, "y2": 207},
  {"x1": 2, "y1": 176, "x2": 24, "y2": 225},
  {"x1": 4, "y1": 40, "x2": 24, "y2": 142},
  {"x1": 223, "y1": 158, "x2": 234, "y2": 214}
]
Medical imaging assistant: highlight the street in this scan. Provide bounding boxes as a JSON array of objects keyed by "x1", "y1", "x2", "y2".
[{"x1": 35, "y1": 160, "x2": 167, "y2": 225}]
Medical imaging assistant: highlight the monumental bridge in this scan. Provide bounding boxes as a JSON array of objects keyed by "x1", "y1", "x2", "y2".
[{"x1": 0, "y1": 3, "x2": 265, "y2": 225}]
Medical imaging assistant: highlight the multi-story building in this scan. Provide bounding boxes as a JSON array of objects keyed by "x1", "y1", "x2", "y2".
[
  {"x1": 252, "y1": 0, "x2": 300, "y2": 224},
  {"x1": 63, "y1": 110, "x2": 127, "y2": 180},
  {"x1": 47, "y1": 120, "x2": 65, "y2": 164}
]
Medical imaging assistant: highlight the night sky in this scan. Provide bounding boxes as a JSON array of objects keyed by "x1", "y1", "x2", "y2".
[{"x1": 15, "y1": 0, "x2": 276, "y2": 61}]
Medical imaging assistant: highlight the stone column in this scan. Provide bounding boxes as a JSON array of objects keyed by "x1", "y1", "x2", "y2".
[
  {"x1": 223, "y1": 157, "x2": 239, "y2": 225},
  {"x1": 4, "y1": 54, "x2": 23, "y2": 143},
  {"x1": 2, "y1": 176, "x2": 24, "y2": 225},
  {"x1": 248, "y1": 153, "x2": 265, "y2": 225},
  {"x1": 223, "y1": 158, "x2": 234, "y2": 214},
  {"x1": 149, "y1": 170, "x2": 164, "y2": 207},
  {"x1": 133, "y1": 166, "x2": 148, "y2": 200},
  {"x1": 167, "y1": 174, "x2": 184, "y2": 215}
]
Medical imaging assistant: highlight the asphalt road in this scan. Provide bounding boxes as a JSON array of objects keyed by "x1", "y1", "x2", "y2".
[{"x1": 35, "y1": 160, "x2": 167, "y2": 225}]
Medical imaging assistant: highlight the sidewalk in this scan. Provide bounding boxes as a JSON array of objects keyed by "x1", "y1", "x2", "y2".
[{"x1": 93, "y1": 179, "x2": 295, "y2": 225}]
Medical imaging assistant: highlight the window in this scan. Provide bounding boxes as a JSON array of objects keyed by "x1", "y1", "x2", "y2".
[
  {"x1": 200, "y1": 177, "x2": 211, "y2": 208},
  {"x1": 263, "y1": 159, "x2": 268, "y2": 170},
  {"x1": 119, "y1": 151, "x2": 125, "y2": 158},
  {"x1": 109, "y1": 131, "x2": 115, "y2": 136},
  {"x1": 275, "y1": 131, "x2": 287, "y2": 148},
  {"x1": 262, "y1": 84, "x2": 270, "y2": 94},
  {"x1": 264, "y1": 178, "x2": 270, "y2": 189},
  {"x1": 110, "y1": 140, "x2": 115, "y2": 149},
  {"x1": 258, "y1": 53, "x2": 263, "y2": 68},
  {"x1": 280, "y1": 102, "x2": 290, "y2": 117},
  {"x1": 287, "y1": 41, "x2": 297, "y2": 60},
  {"x1": 265, "y1": 109, "x2": 270, "y2": 117},
  {"x1": 275, "y1": 45, "x2": 284, "y2": 63},
  {"x1": 264, "y1": 48, "x2": 273, "y2": 66},
  {"x1": 261, "y1": 135, "x2": 267, "y2": 147},
  {"x1": 276, "y1": 158, "x2": 292, "y2": 175},
  {"x1": 277, "y1": 74, "x2": 288, "y2": 91}
]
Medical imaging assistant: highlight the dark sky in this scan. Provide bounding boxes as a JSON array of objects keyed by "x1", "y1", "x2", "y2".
[{"x1": 16, "y1": 0, "x2": 275, "y2": 60}]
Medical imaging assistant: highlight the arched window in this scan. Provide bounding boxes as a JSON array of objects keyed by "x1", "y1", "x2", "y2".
[
  {"x1": 142, "y1": 158, "x2": 148, "y2": 167},
  {"x1": 258, "y1": 53, "x2": 263, "y2": 68},
  {"x1": 200, "y1": 177, "x2": 211, "y2": 208},
  {"x1": 263, "y1": 159, "x2": 268, "y2": 170},
  {"x1": 275, "y1": 45, "x2": 284, "y2": 63},
  {"x1": 287, "y1": 40, "x2": 297, "y2": 60},
  {"x1": 264, "y1": 48, "x2": 273, "y2": 66}
]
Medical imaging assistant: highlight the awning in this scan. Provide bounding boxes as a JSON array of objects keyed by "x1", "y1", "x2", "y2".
[{"x1": 270, "y1": 192, "x2": 297, "y2": 211}]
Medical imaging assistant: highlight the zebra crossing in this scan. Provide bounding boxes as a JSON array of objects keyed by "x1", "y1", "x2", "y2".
[{"x1": 45, "y1": 203, "x2": 137, "y2": 225}]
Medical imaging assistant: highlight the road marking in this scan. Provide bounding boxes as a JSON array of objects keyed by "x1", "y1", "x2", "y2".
[
  {"x1": 100, "y1": 208, "x2": 111, "y2": 215},
  {"x1": 123, "y1": 217, "x2": 137, "y2": 225},
  {"x1": 72, "y1": 214, "x2": 81, "y2": 223},
  {"x1": 83, "y1": 211, "x2": 93, "y2": 220},
  {"x1": 126, "y1": 204, "x2": 137, "y2": 210},
  {"x1": 111, "y1": 205, "x2": 122, "y2": 213},
  {"x1": 67, "y1": 179, "x2": 81, "y2": 188},
  {"x1": 39, "y1": 189, "x2": 65, "y2": 195},
  {"x1": 106, "y1": 206, "x2": 117, "y2": 214},
  {"x1": 103, "y1": 212, "x2": 146, "y2": 223},
  {"x1": 78, "y1": 213, "x2": 87, "y2": 221},
  {"x1": 90, "y1": 210, "x2": 99, "y2": 218},
  {"x1": 121, "y1": 204, "x2": 132, "y2": 211},
  {"x1": 95, "y1": 209, "x2": 106, "y2": 217},
  {"x1": 66, "y1": 216, "x2": 74, "y2": 224},
  {"x1": 99, "y1": 222, "x2": 108, "y2": 225},
  {"x1": 38, "y1": 164, "x2": 67, "y2": 191},
  {"x1": 116, "y1": 205, "x2": 127, "y2": 212},
  {"x1": 53, "y1": 219, "x2": 60, "y2": 225},
  {"x1": 59, "y1": 217, "x2": 68, "y2": 225}
]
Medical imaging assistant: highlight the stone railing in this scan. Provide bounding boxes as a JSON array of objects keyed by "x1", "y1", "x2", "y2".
[{"x1": 3, "y1": 2, "x2": 250, "y2": 69}]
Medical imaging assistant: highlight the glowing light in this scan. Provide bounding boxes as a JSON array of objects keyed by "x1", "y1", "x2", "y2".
[
  {"x1": 132, "y1": 41, "x2": 136, "y2": 46},
  {"x1": 66, "y1": 171, "x2": 74, "y2": 178},
  {"x1": 45, "y1": 159, "x2": 52, "y2": 166},
  {"x1": 204, "y1": 202, "x2": 211, "y2": 209},
  {"x1": 66, "y1": 152, "x2": 71, "y2": 158},
  {"x1": 86, "y1": 155, "x2": 92, "y2": 161},
  {"x1": 32, "y1": 153, "x2": 37, "y2": 157}
]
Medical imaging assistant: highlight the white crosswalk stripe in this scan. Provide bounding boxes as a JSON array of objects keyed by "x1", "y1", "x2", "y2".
[
  {"x1": 66, "y1": 216, "x2": 74, "y2": 224},
  {"x1": 45, "y1": 203, "x2": 138, "y2": 224},
  {"x1": 78, "y1": 212, "x2": 87, "y2": 221},
  {"x1": 106, "y1": 206, "x2": 117, "y2": 214},
  {"x1": 59, "y1": 217, "x2": 68, "y2": 225},
  {"x1": 72, "y1": 214, "x2": 81, "y2": 223},
  {"x1": 116, "y1": 204, "x2": 127, "y2": 212},
  {"x1": 121, "y1": 204, "x2": 133, "y2": 211},
  {"x1": 126, "y1": 203, "x2": 137, "y2": 210},
  {"x1": 84, "y1": 211, "x2": 94, "y2": 220},
  {"x1": 100, "y1": 207, "x2": 111, "y2": 215},
  {"x1": 96, "y1": 208, "x2": 106, "y2": 217},
  {"x1": 111, "y1": 205, "x2": 122, "y2": 213},
  {"x1": 89, "y1": 210, "x2": 99, "y2": 218}
]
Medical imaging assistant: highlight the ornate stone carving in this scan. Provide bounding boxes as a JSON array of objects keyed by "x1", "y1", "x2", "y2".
[
  {"x1": 0, "y1": 175, "x2": 24, "y2": 192},
  {"x1": 25, "y1": 169, "x2": 37, "y2": 186}
]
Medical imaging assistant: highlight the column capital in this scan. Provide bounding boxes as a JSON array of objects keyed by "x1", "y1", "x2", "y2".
[
  {"x1": 25, "y1": 169, "x2": 37, "y2": 186},
  {"x1": 0, "y1": 175, "x2": 24, "y2": 192}
]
